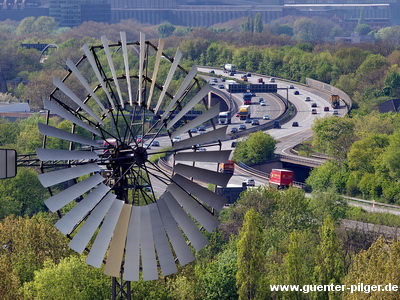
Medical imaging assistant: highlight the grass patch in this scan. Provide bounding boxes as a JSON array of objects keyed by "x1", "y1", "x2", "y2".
[
  {"x1": 149, "y1": 147, "x2": 172, "y2": 164},
  {"x1": 347, "y1": 206, "x2": 400, "y2": 227}
]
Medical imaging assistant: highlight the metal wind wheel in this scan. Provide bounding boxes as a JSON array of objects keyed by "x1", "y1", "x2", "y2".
[{"x1": 36, "y1": 32, "x2": 232, "y2": 281}]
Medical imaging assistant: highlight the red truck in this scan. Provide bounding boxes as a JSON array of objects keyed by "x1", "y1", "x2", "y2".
[
  {"x1": 269, "y1": 169, "x2": 294, "y2": 189},
  {"x1": 219, "y1": 160, "x2": 235, "y2": 175}
]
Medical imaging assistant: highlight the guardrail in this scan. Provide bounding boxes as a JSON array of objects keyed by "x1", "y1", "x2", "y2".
[
  {"x1": 306, "y1": 78, "x2": 352, "y2": 112},
  {"x1": 235, "y1": 161, "x2": 307, "y2": 189}
]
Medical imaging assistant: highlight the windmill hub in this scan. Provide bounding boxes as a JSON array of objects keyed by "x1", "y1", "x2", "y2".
[{"x1": 132, "y1": 146, "x2": 148, "y2": 165}]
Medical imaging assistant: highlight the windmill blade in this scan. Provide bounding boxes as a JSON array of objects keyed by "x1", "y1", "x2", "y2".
[
  {"x1": 53, "y1": 77, "x2": 104, "y2": 125},
  {"x1": 38, "y1": 163, "x2": 100, "y2": 188},
  {"x1": 55, "y1": 183, "x2": 110, "y2": 234},
  {"x1": 38, "y1": 123, "x2": 99, "y2": 148},
  {"x1": 157, "y1": 193, "x2": 194, "y2": 266},
  {"x1": 149, "y1": 203, "x2": 177, "y2": 277},
  {"x1": 172, "y1": 126, "x2": 227, "y2": 150},
  {"x1": 44, "y1": 99, "x2": 101, "y2": 137},
  {"x1": 171, "y1": 174, "x2": 227, "y2": 211},
  {"x1": 175, "y1": 150, "x2": 231, "y2": 163},
  {"x1": 167, "y1": 184, "x2": 219, "y2": 233},
  {"x1": 69, "y1": 193, "x2": 116, "y2": 253},
  {"x1": 44, "y1": 173, "x2": 104, "y2": 212},
  {"x1": 138, "y1": 32, "x2": 145, "y2": 105},
  {"x1": 120, "y1": 32, "x2": 133, "y2": 106},
  {"x1": 140, "y1": 205, "x2": 158, "y2": 281},
  {"x1": 170, "y1": 103, "x2": 220, "y2": 139},
  {"x1": 174, "y1": 163, "x2": 231, "y2": 187},
  {"x1": 82, "y1": 44, "x2": 116, "y2": 109},
  {"x1": 154, "y1": 48, "x2": 183, "y2": 113},
  {"x1": 160, "y1": 65, "x2": 197, "y2": 121},
  {"x1": 124, "y1": 206, "x2": 141, "y2": 282},
  {"x1": 146, "y1": 38, "x2": 164, "y2": 109},
  {"x1": 86, "y1": 199, "x2": 124, "y2": 268},
  {"x1": 66, "y1": 58, "x2": 110, "y2": 118},
  {"x1": 163, "y1": 192, "x2": 208, "y2": 251},
  {"x1": 104, "y1": 204, "x2": 131, "y2": 277},
  {"x1": 36, "y1": 148, "x2": 98, "y2": 161},
  {"x1": 166, "y1": 85, "x2": 210, "y2": 130},
  {"x1": 101, "y1": 35, "x2": 124, "y2": 108}
]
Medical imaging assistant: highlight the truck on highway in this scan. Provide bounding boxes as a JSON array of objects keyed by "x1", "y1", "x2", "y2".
[
  {"x1": 223, "y1": 64, "x2": 236, "y2": 73},
  {"x1": 218, "y1": 111, "x2": 232, "y2": 124},
  {"x1": 269, "y1": 169, "x2": 294, "y2": 189},
  {"x1": 238, "y1": 105, "x2": 251, "y2": 120},
  {"x1": 330, "y1": 94, "x2": 340, "y2": 109},
  {"x1": 243, "y1": 93, "x2": 253, "y2": 105},
  {"x1": 219, "y1": 160, "x2": 235, "y2": 175}
]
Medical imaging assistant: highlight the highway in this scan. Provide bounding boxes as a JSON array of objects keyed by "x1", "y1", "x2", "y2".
[{"x1": 146, "y1": 67, "x2": 348, "y2": 193}]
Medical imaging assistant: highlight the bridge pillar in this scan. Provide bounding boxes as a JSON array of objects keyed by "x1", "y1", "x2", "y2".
[{"x1": 208, "y1": 92, "x2": 228, "y2": 111}]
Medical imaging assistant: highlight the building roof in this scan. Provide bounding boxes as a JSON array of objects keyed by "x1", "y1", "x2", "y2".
[
  {"x1": 0, "y1": 102, "x2": 31, "y2": 113},
  {"x1": 378, "y1": 99, "x2": 400, "y2": 113}
]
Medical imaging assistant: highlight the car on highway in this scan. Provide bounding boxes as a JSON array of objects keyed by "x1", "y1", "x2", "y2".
[
  {"x1": 292, "y1": 121, "x2": 299, "y2": 127},
  {"x1": 273, "y1": 120, "x2": 281, "y2": 128},
  {"x1": 230, "y1": 127, "x2": 238, "y2": 133},
  {"x1": 229, "y1": 72, "x2": 235, "y2": 76},
  {"x1": 218, "y1": 84, "x2": 224, "y2": 89},
  {"x1": 324, "y1": 106, "x2": 330, "y2": 111},
  {"x1": 151, "y1": 140, "x2": 160, "y2": 147},
  {"x1": 239, "y1": 124, "x2": 246, "y2": 130},
  {"x1": 311, "y1": 108, "x2": 317, "y2": 114},
  {"x1": 288, "y1": 84, "x2": 294, "y2": 89},
  {"x1": 136, "y1": 135, "x2": 143, "y2": 143},
  {"x1": 294, "y1": 90, "x2": 300, "y2": 95},
  {"x1": 198, "y1": 125, "x2": 206, "y2": 132},
  {"x1": 209, "y1": 70, "x2": 215, "y2": 74},
  {"x1": 260, "y1": 101, "x2": 267, "y2": 106},
  {"x1": 212, "y1": 78, "x2": 218, "y2": 82},
  {"x1": 247, "y1": 73, "x2": 252, "y2": 77},
  {"x1": 245, "y1": 118, "x2": 252, "y2": 124},
  {"x1": 231, "y1": 141, "x2": 237, "y2": 148},
  {"x1": 251, "y1": 119, "x2": 260, "y2": 126},
  {"x1": 269, "y1": 77, "x2": 275, "y2": 83},
  {"x1": 305, "y1": 96, "x2": 311, "y2": 101},
  {"x1": 263, "y1": 114, "x2": 270, "y2": 120},
  {"x1": 198, "y1": 147, "x2": 207, "y2": 152},
  {"x1": 190, "y1": 128, "x2": 198, "y2": 133},
  {"x1": 311, "y1": 102, "x2": 317, "y2": 107},
  {"x1": 243, "y1": 178, "x2": 255, "y2": 186},
  {"x1": 172, "y1": 136, "x2": 181, "y2": 142},
  {"x1": 236, "y1": 113, "x2": 240, "y2": 117},
  {"x1": 221, "y1": 77, "x2": 226, "y2": 82},
  {"x1": 258, "y1": 97, "x2": 264, "y2": 102},
  {"x1": 333, "y1": 110, "x2": 339, "y2": 115},
  {"x1": 258, "y1": 78, "x2": 264, "y2": 83}
]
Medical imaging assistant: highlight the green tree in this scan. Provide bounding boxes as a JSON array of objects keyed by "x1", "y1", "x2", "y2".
[
  {"x1": 312, "y1": 116, "x2": 356, "y2": 160},
  {"x1": 343, "y1": 237, "x2": 400, "y2": 300},
  {"x1": 0, "y1": 255, "x2": 23, "y2": 300},
  {"x1": 309, "y1": 190, "x2": 348, "y2": 223},
  {"x1": 233, "y1": 131, "x2": 276, "y2": 164},
  {"x1": 0, "y1": 168, "x2": 48, "y2": 220},
  {"x1": 0, "y1": 214, "x2": 73, "y2": 284},
  {"x1": 16, "y1": 17, "x2": 36, "y2": 35},
  {"x1": 313, "y1": 216, "x2": 344, "y2": 300},
  {"x1": 23, "y1": 255, "x2": 110, "y2": 299},
  {"x1": 198, "y1": 247, "x2": 238, "y2": 300},
  {"x1": 32, "y1": 16, "x2": 58, "y2": 34},
  {"x1": 236, "y1": 209, "x2": 264, "y2": 300},
  {"x1": 157, "y1": 22, "x2": 176, "y2": 38},
  {"x1": 254, "y1": 13, "x2": 263, "y2": 33}
]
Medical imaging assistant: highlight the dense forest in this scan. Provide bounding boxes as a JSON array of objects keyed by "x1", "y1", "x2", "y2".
[{"x1": 1, "y1": 15, "x2": 400, "y2": 299}]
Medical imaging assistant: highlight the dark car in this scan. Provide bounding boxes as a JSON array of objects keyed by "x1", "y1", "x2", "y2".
[
  {"x1": 218, "y1": 84, "x2": 224, "y2": 89},
  {"x1": 324, "y1": 106, "x2": 330, "y2": 111},
  {"x1": 311, "y1": 102, "x2": 317, "y2": 107},
  {"x1": 229, "y1": 72, "x2": 235, "y2": 76},
  {"x1": 151, "y1": 140, "x2": 160, "y2": 147},
  {"x1": 230, "y1": 127, "x2": 238, "y2": 133},
  {"x1": 239, "y1": 124, "x2": 246, "y2": 130},
  {"x1": 231, "y1": 141, "x2": 237, "y2": 148},
  {"x1": 294, "y1": 90, "x2": 300, "y2": 95},
  {"x1": 198, "y1": 125, "x2": 206, "y2": 132},
  {"x1": 247, "y1": 73, "x2": 252, "y2": 77},
  {"x1": 221, "y1": 77, "x2": 226, "y2": 82},
  {"x1": 292, "y1": 121, "x2": 299, "y2": 127},
  {"x1": 311, "y1": 109, "x2": 317, "y2": 114},
  {"x1": 251, "y1": 119, "x2": 260, "y2": 126},
  {"x1": 245, "y1": 118, "x2": 252, "y2": 124},
  {"x1": 209, "y1": 70, "x2": 215, "y2": 74}
]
